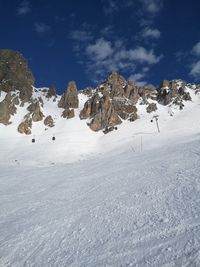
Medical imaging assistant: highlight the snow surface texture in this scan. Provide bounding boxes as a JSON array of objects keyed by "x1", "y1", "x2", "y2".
[{"x1": 0, "y1": 86, "x2": 200, "y2": 266}]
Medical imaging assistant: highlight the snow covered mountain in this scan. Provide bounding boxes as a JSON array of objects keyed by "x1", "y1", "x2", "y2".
[{"x1": 1, "y1": 49, "x2": 200, "y2": 266}]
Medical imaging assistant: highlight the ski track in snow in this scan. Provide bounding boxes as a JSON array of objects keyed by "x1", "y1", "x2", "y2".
[{"x1": 0, "y1": 138, "x2": 200, "y2": 267}]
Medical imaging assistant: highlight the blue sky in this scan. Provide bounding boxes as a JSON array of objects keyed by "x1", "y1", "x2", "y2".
[{"x1": 0, "y1": 0, "x2": 200, "y2": 93}]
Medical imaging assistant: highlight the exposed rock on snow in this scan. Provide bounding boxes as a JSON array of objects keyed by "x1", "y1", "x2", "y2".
[
  {"x1": 89, "y1": 95, "x2": 122, "y2": 131},
  {"x1": 82, "y1": 87, "x2": 93, "y2": 96},
  {"x1": 146, "y1": 103, "x2": 158, "y2": 113},
  {"x1": 58, "y1": 81, "x2": 79, "y2": 109},
  {"x1": 0, "y1": 92, "x2": 17, "y2": 124},
  {"x1": 112, "y1": 97, "x2": 137, "y2": 120},
  {"x1": 17, "y1": 114, "x2": 32, "y2": 134},
  {"x1": 0, "y1": 49, "x2": 34, "y2": 102},
  {"x1": 47, "y1": 86, "x2": 57, "y2": 98},
  {"x1": 44, "y1": 115, "x2": 54, "y2": 127},
  {"x1": 27, "y1": 100, "x2": 44, "y2": 122},
  {"x1": 62, "y1": 108, "x2": 75, "y2": 119},
  {"x1": 157, "y1": 80, "x2": 192, "y2": 107}
]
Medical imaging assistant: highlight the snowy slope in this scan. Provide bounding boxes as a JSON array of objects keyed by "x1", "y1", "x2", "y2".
[
  {"x1": 0, "y1": 86, "x2": 200, "y2": 266},
  {"x1": 0, "y1": 85, "x2": 200, "y2": 165}
]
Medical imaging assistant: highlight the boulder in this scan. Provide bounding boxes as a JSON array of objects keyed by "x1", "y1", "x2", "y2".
[
  {"x1": 27, "y1": 101, "x2": 44, "y2": 122},
  {"x1": 0, "y1": 92, "x2": 17, "y2": 125},
  {"x1": 17, "y1": 115, "x2": 32, "y2": 135},
  {"x1": 129, "y1": 112, "x2": 138, "y2": 122},
  {"x1": 103, "y1": 126, "x2": 117, "y2": 134},
  {"x1": 58, "y1": 81, "x2": 79, "y2": 109},
  {"x1": 0, "y1": 49, "x2": 34, "y2": 102},
  {"x1": 44, "y1": 115, "x2": 54, "y2": 127},
  {"x1": 146, "y1": 103, "x2": 158, "y2": 113},
  {"x1": 62, "y1": 108, "x2": 75, "y2": 119}
]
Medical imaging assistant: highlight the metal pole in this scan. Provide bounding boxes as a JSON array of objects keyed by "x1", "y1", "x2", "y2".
[{"x1": 155, "y1": 118, "x2": 160, "y2": 133}]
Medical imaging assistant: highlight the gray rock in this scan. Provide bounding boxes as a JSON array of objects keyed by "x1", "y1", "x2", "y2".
[
  {"x1": 0, "y1": 92, "x2": 17, "y2": 125},
  {"x1": 146, "y1": 103, "x2": 158, "y2": 113},
  {"x1": 62, "y1": 108, "x2": 75, "y2": 119},
  {"x1": 58, "y1": 81, "x2": 79, "y2": 109},
  {"x1": 17, "y1": 114, "x2": 32, "y2": 135},
  {"x1": 0, "y1": 49, "x2": 34, "y2": 102},
  {"x1": 27, "y1": 101, "x2": 44, "y2": 122},
  {"x1": 44, "y1": 115, "x2": 54, "y2": 127}
]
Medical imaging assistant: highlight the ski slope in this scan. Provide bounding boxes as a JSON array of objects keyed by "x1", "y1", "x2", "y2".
[{"x1": 0, "y1": 87, "x2": 200, "y2": 266}]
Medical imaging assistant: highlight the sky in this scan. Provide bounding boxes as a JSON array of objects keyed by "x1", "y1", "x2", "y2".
[{"x1": 0, "y1": 0, "x2": 200, "y2": 94}]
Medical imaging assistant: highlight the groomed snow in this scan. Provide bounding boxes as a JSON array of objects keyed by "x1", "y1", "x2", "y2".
[{"x1": 0, "y1": 87, "x2": 200, "y2": 266}]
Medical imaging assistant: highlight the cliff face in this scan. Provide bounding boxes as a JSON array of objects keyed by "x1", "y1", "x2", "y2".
[{"x1": 0, "y1": 49, "x2": 34, "y2": 102}]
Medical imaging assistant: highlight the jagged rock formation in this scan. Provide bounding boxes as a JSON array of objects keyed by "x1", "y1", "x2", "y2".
[
  {"x1": 58, "y1": 81, "x2": 79, "y2": 109},
  {"x1": 0, "y1": 93, "x2": 18, "y2": 124},
  {"x1": 112, "y1": 97, "x2": 137, "y2": 120},
  {"x1": 47, "y1": 86, "x2": 56, "y2": 98},
  {"x1": 0, "y1": 49, "x2": 34, "y2": 102},
  {"x1": 27, "y1": 101, "x2": 44, "y2": 122},
  {"x1": 44, "y1": 115, "x2": 54, "y2": 127},
  {"x1": 80, "y1": 72, "x2": 139, "y2": 131},
  {"x1": 82, "y1": 87, "x2": 93, "y2": 96},
  {"x1": 139, "y1": 85, "x2": 158, "y2": 104},
  {"x1": 62, "y1": 108, "x2": 75, "y2": 119},
  {"x1": 0, "y1": 49, "x2": 198, "y2": 135},
  {"x1": 17, "y1": 114, "x2": 32, "y2": 135},
  {"x1": 146, "y1": 103, "x2": 158, "y2": 113},
  {"x1": 157, "y1": 80, "x2": 192, "y2": 108},
  {"x1": 89, "y1": 95, "x2": 122, "y2": 131}
]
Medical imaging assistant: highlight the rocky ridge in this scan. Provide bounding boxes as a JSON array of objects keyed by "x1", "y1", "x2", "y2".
[{"x1": 0, "y1": 49, "x2": 199, "y2": 135}]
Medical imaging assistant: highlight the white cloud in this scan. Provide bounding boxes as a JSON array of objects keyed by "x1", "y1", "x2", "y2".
[
  {"x1": 34, "y1": 23, "x2": 51, "y2": 35},
  {"x1": 190, "y1": 60, "x2": 200, "y2": 78},
  {"x1": 17, "y1": 0, "x2": 31, "y2": 16},
  {"x1": 142, "y1": 27, "x2": 161, "y2": 39},
  {"x1": 116, "y1": 47, "x2": 162, "y2": 64},
  {"x1": 84, "y1": 37, "x2": 162, "y2": 81},
  {"x1": 70, "y1": 30, "x2": 93, "y2": 42},
  {"x1": 129, "y1": 73, "x2": 147, "y2": 87},
  {"x1": 102, "y1": 0, "x2": 118, "y2": 15},
  {"x1": 86, "y1": 38, "x2": 113, "y2": 60},
  {"x1": 140, "y1": 0, "x2": 163, "y2": 15},
  {"x1": 192, "y1": 42, "x2": 200, "y2": 56}
]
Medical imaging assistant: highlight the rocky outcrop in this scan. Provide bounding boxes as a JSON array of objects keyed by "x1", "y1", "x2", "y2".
[
  {"x1": 80, "y1": 72, "x2": 139, "y2": 132},
  {"x1": 44, "y1": 115, "x2": 54, "y2": 127},
  {"x1": 80, "y1": 94, "x2": 100, "y2": 120},
  {"x1": 27, "y1": 101, "x2": 44, "y2": 122},
  {"x1": 157, "y1": 80, "x2": 192, "y2": 107},
  {"x1": 58, "y1": 81, "x2": 79, "y2": 109},
  {"x1": 62, "y1": 108, "x2": 75, "y2": 119},
  {"x1": 139, "y1": 85, "x2": 158, "y2": 104},
  {"x1": 112, "y1": 97, "x2": 137, "y2": 120},
  {"x1": 146, "y1": 103, "x2": 158, "y2": 113},
  {"x1": 17, "y1": 114, "x2": 32, "y2": 135},
  {"x1": 89, "y1": 95, "x2": 122, "y2": 131},
  {"x1": 0, "y1": 49, "x2": 34, "y2": 102},
  {"x1": 47, "y1": 86, "x2": 56, "y2": 98},
  {"x1": 0, "y1": 93, "x2": 17, "y2": 125},
  {"x1": 82, "y1": 87, "x2": 93, "y2": 96}
]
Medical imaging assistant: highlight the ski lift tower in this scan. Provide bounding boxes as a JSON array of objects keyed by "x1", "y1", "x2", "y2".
[{"x1": 151, "y1": 115, "x2": 160, "y2": 133}]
